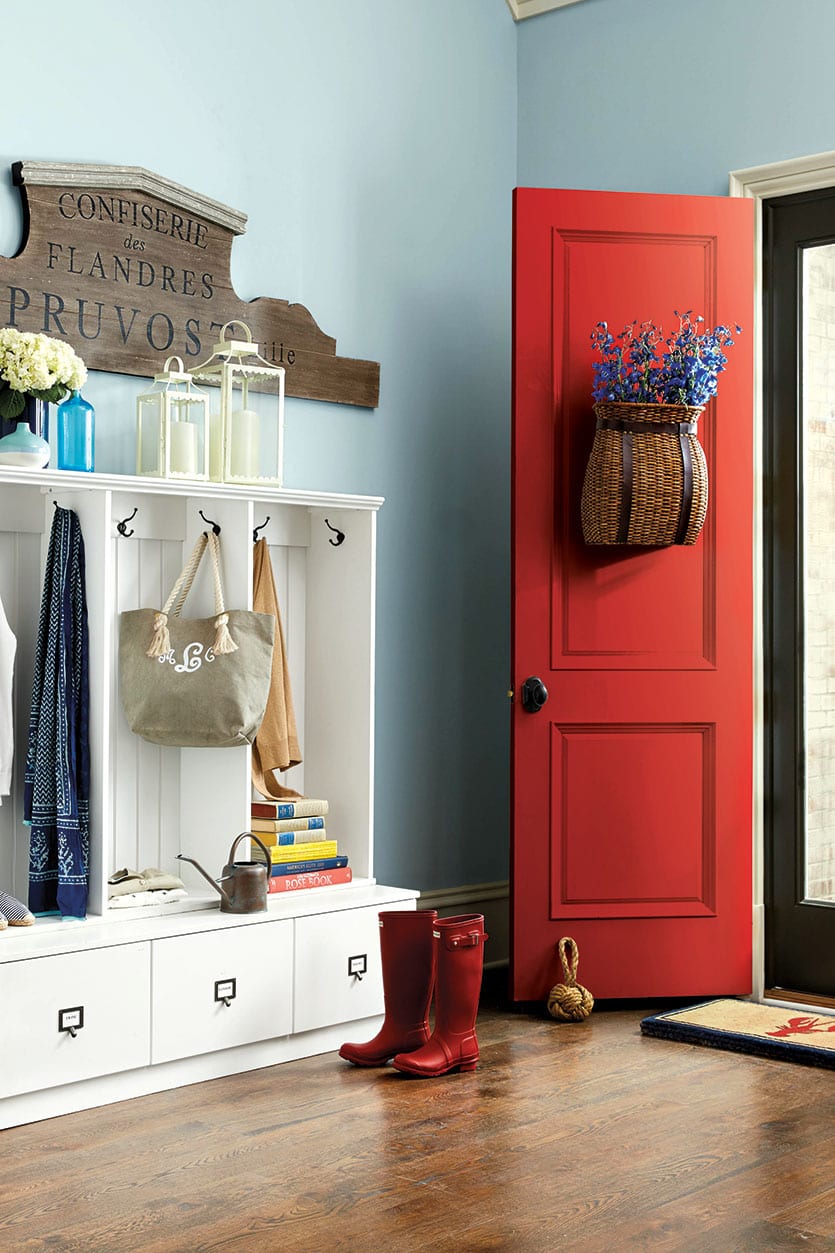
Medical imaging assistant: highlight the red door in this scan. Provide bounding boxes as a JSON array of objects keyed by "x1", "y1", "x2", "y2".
[{"x1": 511, "y1": 188, "x2": 754, "y2": 1001}]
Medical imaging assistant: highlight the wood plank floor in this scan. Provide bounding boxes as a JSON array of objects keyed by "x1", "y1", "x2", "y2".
[{"x1": 2, "y1": 973, "x2": 835, "y2": 1252}]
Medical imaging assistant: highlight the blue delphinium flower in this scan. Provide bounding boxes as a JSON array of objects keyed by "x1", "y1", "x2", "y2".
[{"x1": 590, "y1": 313, "x2": 740, "y2": 407}]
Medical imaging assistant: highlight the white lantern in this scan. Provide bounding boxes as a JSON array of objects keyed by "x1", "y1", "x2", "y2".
[
  {"x1": 189, "y1": 320, "x2": 285, "y2": 486},
  {"x1": 136, "y1": 356, "x2": 210, "y2": 480}
]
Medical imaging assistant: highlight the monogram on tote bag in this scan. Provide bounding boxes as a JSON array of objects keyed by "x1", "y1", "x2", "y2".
[{"x1": 119, "y1": 529, "x2": 275, "y2": 747}]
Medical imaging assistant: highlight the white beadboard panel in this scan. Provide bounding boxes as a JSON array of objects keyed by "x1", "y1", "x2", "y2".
[
  {"x1": 178, "y1": 497, "x2": 252, "y2": 896},
  {"x1": 0, "y1": 529, "x2": 42, "y2": 901},
  {"x1": 111, "y1": 533, "x2": 139, "y2": 879},
  {"x1": 263, "y1": 539, "x2": 307, "y2": 798},
  {"x1": 108, "y1": 506, "x2": 313, "y2": 897},
  {"x1": 156, "y1": 540, "x2": 187, "y2": 869},
  {"x1": 304, "y1": 507, "x2": 376, "y2": 879},
  {"x1": 136, "y1": 540, "x2": 167, "y2": 876},
  {"x1": 0, "y1": 512, "x2": 51, "y2": 903},
  {"x1": 111, "y1": 533, "x2": 183, "y2": 890}
]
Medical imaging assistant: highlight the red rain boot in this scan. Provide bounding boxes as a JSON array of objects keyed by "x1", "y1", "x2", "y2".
[
  {"x1": 392, "y1": 913, "x2": 488, "y2": 1077},
  {"x1": 339, "y1": 909, "x2": 438, "y2": 1067}
]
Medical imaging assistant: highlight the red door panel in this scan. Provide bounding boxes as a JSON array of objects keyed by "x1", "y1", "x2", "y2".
[{"x1": 512, "y1": 188, "x2": 753, "y2": 1001}]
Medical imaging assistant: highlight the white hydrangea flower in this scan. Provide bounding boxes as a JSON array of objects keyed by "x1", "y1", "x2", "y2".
[{"x1": 0, "y1": 329, "x2": 87, "y2": 406}]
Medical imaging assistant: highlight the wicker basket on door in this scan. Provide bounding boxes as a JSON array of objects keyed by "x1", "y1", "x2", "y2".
[{"x1": 581, "y1": 401, "x2": 708, "y2": 546}]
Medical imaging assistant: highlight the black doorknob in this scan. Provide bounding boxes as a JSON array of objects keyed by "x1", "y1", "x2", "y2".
[{"x1": 520, "y1": 676, "x2": 549, "y2": 713}]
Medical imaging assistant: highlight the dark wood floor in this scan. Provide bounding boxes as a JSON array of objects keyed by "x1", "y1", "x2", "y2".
[{"x1": 2, "y1": 973, "x2": 835, "y2": 1252}]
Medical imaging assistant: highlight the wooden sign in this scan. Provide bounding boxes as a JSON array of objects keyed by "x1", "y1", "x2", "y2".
[{"x1": 1, "y1": 161, "x2": 380, "y2": 407}]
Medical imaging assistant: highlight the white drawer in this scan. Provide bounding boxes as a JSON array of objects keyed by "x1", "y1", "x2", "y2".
[
  {"x1": 0, "y1": 943, "x2": 151, "y2": 1099},
  {"x1": 294, "y1": 904, "x2": 412, "y2": 1034},
  {"x1": 151, "y1": 919, "x2": 293, "y2": 1063}
]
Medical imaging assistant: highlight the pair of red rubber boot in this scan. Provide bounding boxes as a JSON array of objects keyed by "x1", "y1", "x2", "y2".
[{"x1": 339, "y1": 910, "x2": 488, "y2": 1077}]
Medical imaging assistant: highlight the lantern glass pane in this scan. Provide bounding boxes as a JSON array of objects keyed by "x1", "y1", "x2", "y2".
[
  {"x1": 168, "y1": 395, "x2": 206, "y2": 478},
  {"x1": 225, "y1": 388, "x2": 281, "y2": 483},
  {"x1": 138, "y1": 398, "x2": 162, "y2": 475}
]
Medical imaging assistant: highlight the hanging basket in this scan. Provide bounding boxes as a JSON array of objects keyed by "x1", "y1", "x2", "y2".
[{"x1": 580, "y1": 401, "x2": 708, "y2": 546}]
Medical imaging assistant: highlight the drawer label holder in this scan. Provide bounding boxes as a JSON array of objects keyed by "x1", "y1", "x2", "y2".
[
  {"x1": 58, "y1": 1006, "x2": 84, "y2": 1038},
  {"x1": 348, "y1": 954, "x2": 367, "y2": 981},
  {"x1": 214, "y1": 978, "x2": 237, "y2": 1007}
]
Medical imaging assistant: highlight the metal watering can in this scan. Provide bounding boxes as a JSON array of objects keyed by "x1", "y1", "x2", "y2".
[{"x1": 177, "y1": 832, "x2": 272, "y2": 913}]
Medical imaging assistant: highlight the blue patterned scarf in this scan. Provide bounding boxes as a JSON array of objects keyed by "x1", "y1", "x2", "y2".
[{"x1": 24, "y1": 506, "x2": 90, "y2": 917}]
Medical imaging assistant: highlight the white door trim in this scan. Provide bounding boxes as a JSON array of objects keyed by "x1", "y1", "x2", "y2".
[{"x1": 729, "y1": 150, "x2": 835, "y2": 1000}]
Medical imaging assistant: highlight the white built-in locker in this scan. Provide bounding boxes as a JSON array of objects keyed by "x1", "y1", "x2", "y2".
[{"x1": 0, "y1": 467, "x2": 417, "y2": 1129}]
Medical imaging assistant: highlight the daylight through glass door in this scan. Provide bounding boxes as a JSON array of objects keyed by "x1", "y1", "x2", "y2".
[{"x1": 802, "y1": 243, "x2": 835, "y2": 907}]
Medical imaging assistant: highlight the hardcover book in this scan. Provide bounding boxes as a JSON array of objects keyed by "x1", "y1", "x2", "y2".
[
  {"x1": 266, "y1": 840, "x2": 338, "y2": 862},
  {"x1": 270, "y1": 855, "x2": 348, "y2": 876},
  {"x1": 250, "y1": 815, "x2": 326, "y2": 832},
  {"x1": 267, "y1": 866, "x2": 353, "y2": 893},
  {"x1": 251, "y1": 798, "x2": 329, "y2": 820},
  {"x1": 252, "y1": 829, "x2": 328, "y2": 847}
]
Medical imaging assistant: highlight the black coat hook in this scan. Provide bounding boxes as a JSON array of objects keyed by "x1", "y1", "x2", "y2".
[
  {"x1": 253, "y1": 516, "x2": 270, "y2": 543},
  {"x1": 116, "y1": 507, "x2": 138, "y2": 537},
  {"x1": 324, "y1": 518, "x2": 345, "y2": 547},
  {"x1": 199, "y1": 509, "x2": 221, "y2": 535}
]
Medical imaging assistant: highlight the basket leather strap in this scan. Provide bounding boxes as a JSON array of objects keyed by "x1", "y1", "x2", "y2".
[
  {"x1": 595, "y1": 417, "x2": 698, "y2": 436},
  {"x1": 617, "y1": 430, "x2": 633, "y2": 543},
  {"x1": 675, "y1": 432, "x2": 694, "y2": 545}
]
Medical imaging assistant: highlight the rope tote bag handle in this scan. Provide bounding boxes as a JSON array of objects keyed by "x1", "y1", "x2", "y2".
[{"x1": 146, "y1": 530, "x2": 238, "y2": 658}]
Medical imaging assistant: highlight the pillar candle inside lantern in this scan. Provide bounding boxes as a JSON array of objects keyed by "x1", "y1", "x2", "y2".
[
  {"x1": 230, "y1": 408, "x2": 260, "y2": 478},
  {"x1": 169, "y1": 419, "x2": 198, "y2": 476}
]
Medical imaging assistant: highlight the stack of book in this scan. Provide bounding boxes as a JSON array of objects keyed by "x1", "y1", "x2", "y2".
[{"x1": 250, "y1": 798, "x2": 351, "y2": 894}]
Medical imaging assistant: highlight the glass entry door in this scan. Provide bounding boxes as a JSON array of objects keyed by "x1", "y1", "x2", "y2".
[
  {"x1": 802, "y1": 243, "x2": 835, "y2": 911},
  {"x1": 764, "y1": 188, "x2": 835, "y2": 999}
]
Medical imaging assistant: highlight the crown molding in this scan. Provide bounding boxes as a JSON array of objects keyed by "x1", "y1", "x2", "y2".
[
  {"x1": 12, "y1": 160, "x2": 248, "y2": 235},
  {"x1": 505, "y1": 0, "x2": 588, "y2": 20},
  {"x1": 729, "y1": 149, "x2": 835, "y2": 200}
]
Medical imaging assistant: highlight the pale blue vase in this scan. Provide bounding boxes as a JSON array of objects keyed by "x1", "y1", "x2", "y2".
[
  {"x1": 0, "y1": 408, "x2": 50, "y2": 468},
  {"x1": 0, "y1": 395, "x2": 45, "y2": 443}
]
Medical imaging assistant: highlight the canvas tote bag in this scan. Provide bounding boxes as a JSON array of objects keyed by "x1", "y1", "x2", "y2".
[{"x1": 119, "y1": 530, "x2": 275, "y2": 747}]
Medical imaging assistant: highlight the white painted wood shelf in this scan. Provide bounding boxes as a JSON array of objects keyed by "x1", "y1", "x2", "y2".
[{"x1": 0, "y1": 466, "x2": 416, "y2": 1128}]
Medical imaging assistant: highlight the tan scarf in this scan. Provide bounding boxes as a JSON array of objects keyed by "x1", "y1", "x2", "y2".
[{"x1": 251, "y1": 538, "x2": 302, "y2": 798}]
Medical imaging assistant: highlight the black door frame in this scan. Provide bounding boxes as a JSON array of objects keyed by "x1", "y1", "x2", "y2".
[{"x1": 762, "y1": 185, "x2": 835, "y2": 999}]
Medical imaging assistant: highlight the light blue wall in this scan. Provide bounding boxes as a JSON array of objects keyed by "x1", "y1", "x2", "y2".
[
  {"x1": 518, "y1": 0, "x2": 835, "y2": 195},
  {"x1": 0, "y1": 0, "x2": 517, "y2": 890}
]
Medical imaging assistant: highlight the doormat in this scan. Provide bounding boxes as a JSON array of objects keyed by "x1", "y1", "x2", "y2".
[{"x1": 641, "y1": 999, "x2": 835, "y2": 1070}]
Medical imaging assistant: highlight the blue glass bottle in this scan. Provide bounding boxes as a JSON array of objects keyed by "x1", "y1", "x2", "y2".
[{"x1": 57, "y1": 390, "x2": 95, "y2": 472}]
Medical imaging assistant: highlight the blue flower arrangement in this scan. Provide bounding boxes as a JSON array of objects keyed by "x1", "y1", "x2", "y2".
[{"x1": 590, "y1": 312, "x2": 741, "y2": 408}]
